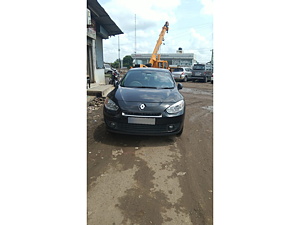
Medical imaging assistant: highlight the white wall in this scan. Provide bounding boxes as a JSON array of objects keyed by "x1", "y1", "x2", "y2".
[{"x1": 94, "y1": 68, "x2": 105, "y2": 84}]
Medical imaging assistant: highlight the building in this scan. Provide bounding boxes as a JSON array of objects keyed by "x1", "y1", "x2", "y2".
[
  {"x1": 87, "y1": 0, "x2": 123, "y2": 84},
  {"x1": 131, "y1": 48, "x2": 197, "y2": 68}
]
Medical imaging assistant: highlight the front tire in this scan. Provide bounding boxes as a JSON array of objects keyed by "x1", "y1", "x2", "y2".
[{"x1": 183, "y1": 76, "x2": 188, "y2": 82}]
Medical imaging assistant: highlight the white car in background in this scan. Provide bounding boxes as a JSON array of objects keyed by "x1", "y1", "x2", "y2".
[
  {"x1": 104, "y1": 64, "x2": 113, "y2": 74},
  {"x1": 171, "y1": 67, "x2": 192, "y2": 82}
]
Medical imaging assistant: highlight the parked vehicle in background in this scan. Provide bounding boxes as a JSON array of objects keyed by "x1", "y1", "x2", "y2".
[
  {"x1": 191, "y1": 63, "x2": 212, "y2": 82},
  {"x1": 104, "y1": 64, "x2": 113, "y2": 74},
  {"x1": 169, "y1": 65, "x2": 180, "y2": 73},
  {"x1": 172, "y1": 67, "x2": 192, "y2": 82},
  {"x1": 108, "y1": 68, "x2": 120, "y2": 87}
]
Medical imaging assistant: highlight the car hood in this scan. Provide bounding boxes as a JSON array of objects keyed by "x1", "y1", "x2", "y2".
[{"x1": 110, "y1": 87, "x2": 183, "y2": 103}]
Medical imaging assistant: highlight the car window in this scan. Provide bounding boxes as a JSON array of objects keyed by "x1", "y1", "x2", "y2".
[
  {"x1": 193, "y1": 65, "x2": 205, "y2": 70},
  {"x1": 173, "y1": 68, "x2": 183, "y2": 72},
  {"x1": 121, "y1": 70, "x2": 175, "y2": 89}
]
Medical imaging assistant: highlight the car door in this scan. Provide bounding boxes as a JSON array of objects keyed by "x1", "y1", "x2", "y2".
[{"x1": 186, "y1": 68, "x2": 192, "y2": 80}]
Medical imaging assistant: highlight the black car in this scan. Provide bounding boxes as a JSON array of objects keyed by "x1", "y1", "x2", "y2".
[{"x1": 103, "y1": 68, "x2": 185, "y2": 136}]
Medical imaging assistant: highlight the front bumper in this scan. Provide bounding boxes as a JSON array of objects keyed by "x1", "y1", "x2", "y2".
[
  {"x1": 190, "y1": 75, "x2": 206, "y2": 81},
  {"x1": 104, "y1": 110, "x2": 184, "y2": 136}
]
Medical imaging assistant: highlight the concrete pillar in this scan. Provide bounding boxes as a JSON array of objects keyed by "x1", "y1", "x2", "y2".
[{"x1": 95, "y1": 36, "x2": 105, "y2": 84}]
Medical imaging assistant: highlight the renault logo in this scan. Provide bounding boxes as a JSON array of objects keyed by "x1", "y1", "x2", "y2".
[{"x1": 139, "y1": 104, "x2": 146, "y2": 110}]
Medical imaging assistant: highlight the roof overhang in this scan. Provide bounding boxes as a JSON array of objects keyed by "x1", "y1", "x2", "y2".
[{"x1": 87, "y1": 0, "x2": 123, "y2": 38}]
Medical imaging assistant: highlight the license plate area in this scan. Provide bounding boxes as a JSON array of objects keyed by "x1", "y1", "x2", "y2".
[{"x1": 128, "y1": 117, "x2": 155, "y2": 125}]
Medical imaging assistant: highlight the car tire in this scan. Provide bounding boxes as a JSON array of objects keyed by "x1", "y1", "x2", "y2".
[
  {"x1": 204, "y1": 77, "x2": 207, "y2": 83},
  {"x1": 183, "y1": 76, "x2": 187, "y2": 82}
]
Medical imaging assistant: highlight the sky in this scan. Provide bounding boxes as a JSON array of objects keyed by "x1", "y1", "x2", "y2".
[{"x1": 99, "y1": 0, "x2": 213, "y2": 64}]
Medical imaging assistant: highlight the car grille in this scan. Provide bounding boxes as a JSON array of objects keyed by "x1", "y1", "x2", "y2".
[
  {"x1": 122, "y1": 111, "x2": 162, "y2": 118},
  {"x1": 118, "y1": 123, "x2": 168, "y2": 133},
  {"x1": 106, "y1": 119, "x2": 181, "y2": 134}
]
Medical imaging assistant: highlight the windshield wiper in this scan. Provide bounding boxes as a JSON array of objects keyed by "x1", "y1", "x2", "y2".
[
  {"x1": 135, "y1": 86, "x2": 158, "y2": 89},
  {"x1": 159, "y1": 87, "x2": 174, "y2": 89}
]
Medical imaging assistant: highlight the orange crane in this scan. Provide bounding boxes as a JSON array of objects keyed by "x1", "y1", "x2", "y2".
[
  {"x1": 147, "y1": 21, "x2": 169, "y2": 69},
  {"x1": 133, "y1": 21, "x2": 169, "y2": 69}
]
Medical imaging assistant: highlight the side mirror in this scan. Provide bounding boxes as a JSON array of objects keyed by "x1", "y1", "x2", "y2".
[{"x1": 177, "y1": 83, "x2": 183, "y2": 90}]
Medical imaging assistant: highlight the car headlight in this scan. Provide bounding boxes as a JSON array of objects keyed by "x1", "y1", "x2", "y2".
[
  {"x1": 104, "y1": 97, "x2": 119, "y2": 111},
  {"x1": 166, "y1": 100, "x2": 184, "y2": 114}
]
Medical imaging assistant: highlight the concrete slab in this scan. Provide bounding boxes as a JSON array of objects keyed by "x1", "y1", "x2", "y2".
[
  {"x1": 87, "y1": 84, "x2": 114, "y2": 98},
  {"x1": 87, "y1": 96, "x2": 96, "y2": 103}
]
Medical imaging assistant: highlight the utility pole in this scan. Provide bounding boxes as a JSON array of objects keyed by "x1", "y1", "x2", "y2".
[
  {"x1": 134, "y1": 14, "x2": 136, "y2": 64},
  {"x1": 118, "y1": 35, "x2": 121, "y2": 70}
]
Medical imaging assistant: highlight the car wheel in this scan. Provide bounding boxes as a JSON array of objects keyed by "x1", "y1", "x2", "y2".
[
  {"x1": 183, "y1": 76, "x2": 187, "y2": 82},
  {"x1": 204, "y1": 77, "x2": 207, "y2": 83}
]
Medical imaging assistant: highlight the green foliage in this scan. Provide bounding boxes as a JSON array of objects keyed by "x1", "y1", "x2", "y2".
[
  {"x1": 111, "y1": 55, "x2": 133, "y2": 69},
  {"x1": 111, "y1": 60, "x2": 120, "y2": 68},
  {"x1": 123, "y1": 55, "x2": 133, "y2": 68}
]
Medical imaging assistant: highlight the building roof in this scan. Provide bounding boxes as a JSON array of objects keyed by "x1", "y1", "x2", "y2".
[
  {"x1": 132, "y1": 53, "x2": 195, "y2": 59},
  {"x1": 87, "y1": 0, "x2": 123, "y2": 36}
]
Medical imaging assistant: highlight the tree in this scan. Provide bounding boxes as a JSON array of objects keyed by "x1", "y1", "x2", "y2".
[
  {"x1": 111, "y1": 59, "x2": 120, "y2": 69},
  {"x1": 111, "y1": 55, "x2": 133, "y2": 69},
  {"x1": 123, "y1": 55, "x2": 133, "y2": 68}
]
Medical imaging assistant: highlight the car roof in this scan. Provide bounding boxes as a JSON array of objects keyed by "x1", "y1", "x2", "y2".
[
  {"x1": 129, "y1": 67, "x2": 170, "y2": 72},
  {"x1": 173, "y1": 67, "x2": 190, "y2": 69}
]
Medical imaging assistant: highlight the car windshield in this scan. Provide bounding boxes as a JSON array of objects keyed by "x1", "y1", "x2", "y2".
[
  {"x1": 173, "y1": 68, "x2": 183, "y2": 72},
  {"x1": 121, "y1": 70, "x2": 175, "y2": 89}
]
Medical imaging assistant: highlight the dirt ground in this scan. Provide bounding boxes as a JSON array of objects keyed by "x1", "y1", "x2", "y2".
[{"x1": 87, "y1": 81, "x2": 213, "y2": 225}]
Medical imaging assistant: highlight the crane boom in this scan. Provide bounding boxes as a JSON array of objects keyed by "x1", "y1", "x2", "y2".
[
  {"x1": 132, "y1": 21, "x2": 169, "y2": 69},
  {"x1": 148, "y1": 21, "x2": 169, "y2": 68}
]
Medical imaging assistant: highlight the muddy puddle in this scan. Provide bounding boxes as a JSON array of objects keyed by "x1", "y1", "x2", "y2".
[
  {"x1": 202, "y1": 106, "x2": 213, "y2": 112},
  {"x1": 180, "y1": 88, "x2": 213, "y2": 96}
]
